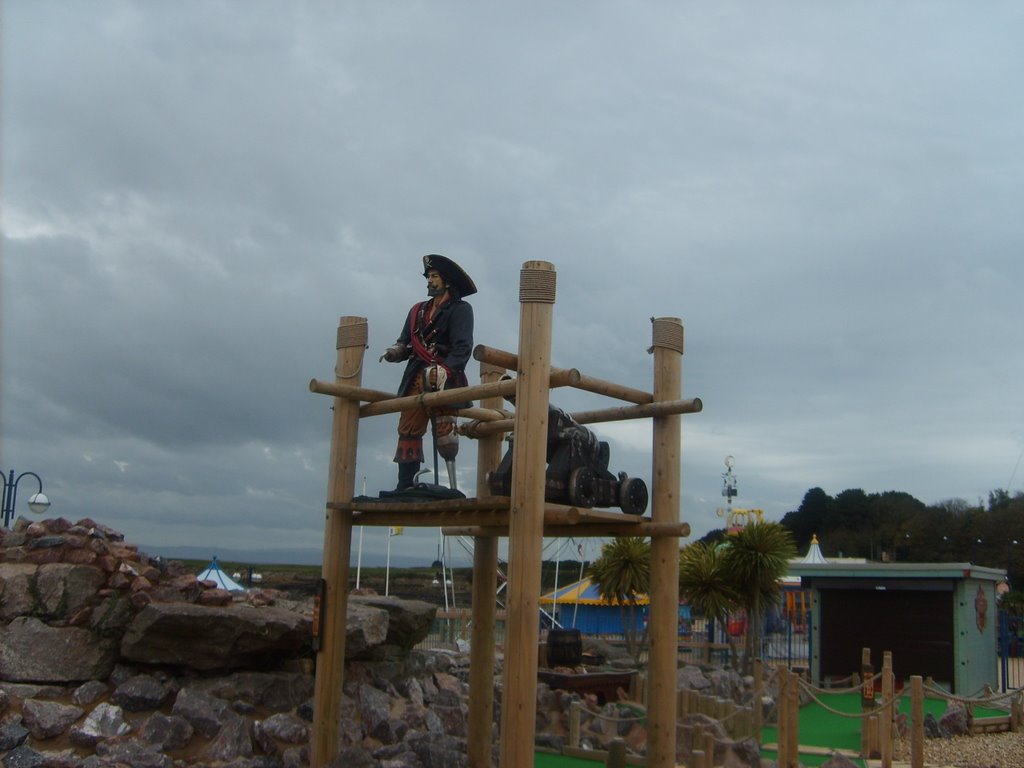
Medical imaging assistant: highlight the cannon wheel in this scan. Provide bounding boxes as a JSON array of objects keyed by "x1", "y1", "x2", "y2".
[
  {"x1": 568, "y1": 467, "x2": 596, "y2": 508},
  {"x1": 619, "y1": 477, "x2": 648, "y2": 515}
]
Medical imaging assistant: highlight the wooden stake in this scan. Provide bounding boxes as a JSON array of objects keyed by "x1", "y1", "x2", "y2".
[
  {"x1": 777, "y1": 667, "x2": 789, "y2": 768},
  {"x1": 911, "y1": 675, "x2": 924, "y2": 768},
  {"x1": 499, "y1": 261, "x2": 556, "y2": 768},
  {"x1": 646, "y1": 317, "x2": 684, "y2": 768},
  {"x1": 467, "y1": 363, "x2": 504, "y2": 767},
  {"x1": 311, "y1": 316, "x2": 366, "y2": 766},
  {"x1": 880, "y1": 650, "x2": 893, "y2": 768}
]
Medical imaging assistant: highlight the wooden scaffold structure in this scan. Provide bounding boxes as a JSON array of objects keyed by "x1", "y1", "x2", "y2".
[{"x1": 307, "y1": 260, "x2": 703, "y2": 768}]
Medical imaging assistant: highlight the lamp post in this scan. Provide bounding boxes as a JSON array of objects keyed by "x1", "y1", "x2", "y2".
[{"x1": 1, "y1": 470, "x2": 51, "y2": 528}]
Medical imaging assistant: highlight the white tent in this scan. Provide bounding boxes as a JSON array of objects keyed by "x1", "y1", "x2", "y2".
[
  {"x1": 800, "y1": 534, "x2": 828, "y2": 564},
  {"x1": 196, "y1": 557, "x2": 246, "y2": 592}
]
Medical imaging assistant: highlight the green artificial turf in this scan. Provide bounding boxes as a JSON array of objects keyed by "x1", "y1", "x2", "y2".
[{"x1": 535, "y1": 691, "x2": 1007, "y2": 768}]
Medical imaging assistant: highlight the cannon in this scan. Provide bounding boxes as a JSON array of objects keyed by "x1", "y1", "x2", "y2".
[{"x1": 487, "y1": 405, "x2": 648, "y2": 514}]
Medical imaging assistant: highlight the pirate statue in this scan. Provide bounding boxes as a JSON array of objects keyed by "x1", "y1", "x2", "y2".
[{"x1": 379, "y1": 254, "x2": 476, "y2": 491}]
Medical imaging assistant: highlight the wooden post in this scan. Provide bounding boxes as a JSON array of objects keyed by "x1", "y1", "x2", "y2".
[
  {"x1": 467, "y1": 362, "x2": 504, "y2": 767},
  {"x1": 606, "y1": 738, "x2": 627, "y2": 768},
  {"x1": 647, "y1": 317, "x2": 684, "y2": 768},
  {"x1": 311, "y1": 316, "x2": 366, "y2": 766},
  {"x1": 776, "y1": 666, "x2": 789, "y2": 768},
  {"x1": 787, "y1": 665, "x2": 799, "y2": 768},
  {"x1": 499, "y1": 261, "x2": 556, "y2": 768},
  {"x1": 753, "y1": 657, "x2": 763, "y2": 742},
  {"x1": 880, "y1": 650, "x2": 893, "y2": 768},
  {"x1": 860, "y1": 647, "x2": 873, "y2": 757},
  {"x1": 911, "y1": 675, "x2": 924, "y2": 768},
  {"x1": 570, "y1": 701, "x2": 581, "y2": 748}
]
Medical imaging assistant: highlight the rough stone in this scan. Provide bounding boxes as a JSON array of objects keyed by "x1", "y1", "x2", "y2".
[
  {"x1": 202, "y1": 714, "x2": 254, "y2": 762},
  {"x1": 254, "y1": 712, "x2": 310, "y2": 744},
  {"x1": 71, "y1": 680, "x2": 109, "y2": 706},
  {"x1": 938, "y1": 702, "x2": 971, "y2": 736},
  {"x1": 21, "y1": 698, "x2": 85, "y2": 740},
  {"x1": 111, "y1": 673, "x2": 171, "y2": 712},
  {"x1": 1, "y1": 746, "x2": 46, "y2": 768},
  {"x1": 172, "y1": 686, "x2": 234, "y2": 738},
  {"x1": 120, "y1": 603, "x2": 311, "y2": 671},
  {"x1": 140, "y1": 712, "x2": 195, "y2": 751},
  {"x1": 344, "y1": 600, "x2": 390, "y2": 658},
  {"x1": 94, "y1": 739, "x2": 174, "y2": 768},
  {"x1": 35, "y1": 563, "x2": 106, "y2": 620},
  {"x1": 0, "y1": 617, "x2": 116, "y2": 682},
  {"x1": 0, "y1": 718, "x2": 30, "y2": 751},
  {"x1": 349, "y1": 595, "x2": 436, "y2": 651},
  {"x1": 820, "y1": 751, "x2": 862, "y2": 768},
  {"x1": 0, "y1": 563, "x2": 37, "y2": 621},
  {"x1": 69, "y1": 702, "x2": 132, "y2": 747}
]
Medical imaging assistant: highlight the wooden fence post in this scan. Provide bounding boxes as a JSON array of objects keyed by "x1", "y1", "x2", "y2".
[
  {"x1": 911, "y1": 675, "x2": 924, "y2": 768},
  {"x1": 467, "y1": 362, "x2": 504, "y2": 767},
  {"x1": 776, "y1": 667, "x2": 789, "y2": 768},
  {"x1": 647, "y1": 317, "x2": 684, "y2": 768},
  {"x1": 311, "y1": 316, "x2": 366, "y2": 766},
  {"x1": 880, "y1": 650, "x2": 893, "y2": 768},
  {"x1": 499, "y1": 261, "x2": 556, "y2": 768}
]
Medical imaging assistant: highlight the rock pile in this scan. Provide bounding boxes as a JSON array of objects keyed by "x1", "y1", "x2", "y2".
[{"x1": 0, "y1": 516, "x2": 466, "y2": 767}]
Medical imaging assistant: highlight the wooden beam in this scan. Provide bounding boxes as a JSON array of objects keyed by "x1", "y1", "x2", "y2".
[
  {"x1": 441, "y1": 521, "x2": 692, "y2": 538},
  {"x1": 459, "y1": 396, "x2": 703, "y2": 438},
  {"x1": 473, "y1": 343, "x2": 654, "y2": 404}
]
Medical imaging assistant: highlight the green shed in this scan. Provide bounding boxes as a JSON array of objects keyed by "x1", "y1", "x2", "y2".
[{"x1": 790, "y1": 561, "x2": 1006, "y2": 694}]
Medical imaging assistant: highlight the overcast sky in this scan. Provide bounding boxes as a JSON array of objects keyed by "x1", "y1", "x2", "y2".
[{"x1": 2, "y1": 2, "x2": 1022, "y2": 569}]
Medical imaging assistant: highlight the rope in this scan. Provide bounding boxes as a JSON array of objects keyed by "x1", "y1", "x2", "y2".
[
  {"x1": 648, "y1": 317, "x2": 684, "y2": 354},
  {"x1": 335, "y1": 322, "x2": 368, "y2": 379},
  {"x1": 795, "y1": 678, "x2": 903, "y2": 720},
  {"x1": 801, "y1": 671, "x2": 882, "y2": 696},
  {"x1": 921, "y1": 681, "x2": 1021, "y2": 707},
  {"x1": 519, "y1": 267, "x2": 557, "y2": 304},
  {"x1": 575, "y1": 701, "x2": 647, "y2": 724}
]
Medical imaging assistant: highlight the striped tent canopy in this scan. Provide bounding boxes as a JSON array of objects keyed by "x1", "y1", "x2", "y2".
[{"x1": 540, "y1": 577, "x2": 650, "y2": 607}]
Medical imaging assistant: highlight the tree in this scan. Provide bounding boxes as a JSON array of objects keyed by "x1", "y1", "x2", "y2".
[
  {"x1": 679, "y1": 541, "x2": 742, "y2": 668},
  {"x1": 588, "y1": 537, "x2": 651, "y2": 661},
  {"x1": 721, "y1": 522, "x2": 796, "y2": 673}
]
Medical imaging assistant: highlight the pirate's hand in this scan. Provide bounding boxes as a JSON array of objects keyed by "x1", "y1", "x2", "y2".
[{"x1": 380, "y1": 343, "x2": 408, "y2": 363}]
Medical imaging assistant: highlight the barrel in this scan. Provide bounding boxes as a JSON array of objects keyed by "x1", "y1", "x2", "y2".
[{"x1": 546, "y1": 628, "x2": 583, "y2": 667}]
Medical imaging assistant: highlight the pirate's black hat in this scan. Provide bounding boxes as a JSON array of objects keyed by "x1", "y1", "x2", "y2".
[{"x1": 422, "y1": 254, "x2": 477, "y2": 298}]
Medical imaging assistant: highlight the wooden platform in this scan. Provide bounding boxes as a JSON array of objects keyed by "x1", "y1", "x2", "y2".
[{"x1": 328, "y1": 495, "x2": 690, "y2": 538}]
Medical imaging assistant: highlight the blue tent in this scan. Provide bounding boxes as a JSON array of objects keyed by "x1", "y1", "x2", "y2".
[{"x1": 539, "y1": 578, "x2": 649, "y2": 635}]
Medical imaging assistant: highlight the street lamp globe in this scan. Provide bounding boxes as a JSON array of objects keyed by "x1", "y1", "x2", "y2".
[{"x1": 27, "y1": 492, "x2": 50, "y2": 515}]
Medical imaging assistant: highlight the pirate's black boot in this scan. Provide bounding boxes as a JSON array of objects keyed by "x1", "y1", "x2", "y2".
[{"x1": 396, "y1": 461, "x2": 421, "y2": 491}]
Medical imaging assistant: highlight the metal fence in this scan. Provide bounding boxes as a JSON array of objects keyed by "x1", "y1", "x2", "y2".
[{"x1": 999, "y1": 607, "x2": 1024, "y2": 692}]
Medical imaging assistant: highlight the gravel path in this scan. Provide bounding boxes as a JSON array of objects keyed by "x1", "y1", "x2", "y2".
[{"x1": 892, "y1": 730, "x2": 1024, "y2": 768}]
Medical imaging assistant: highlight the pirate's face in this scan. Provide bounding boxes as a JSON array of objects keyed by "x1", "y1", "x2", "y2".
[{"x1": 425, "y1": 269, "x2": 448, "y2": 297}]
